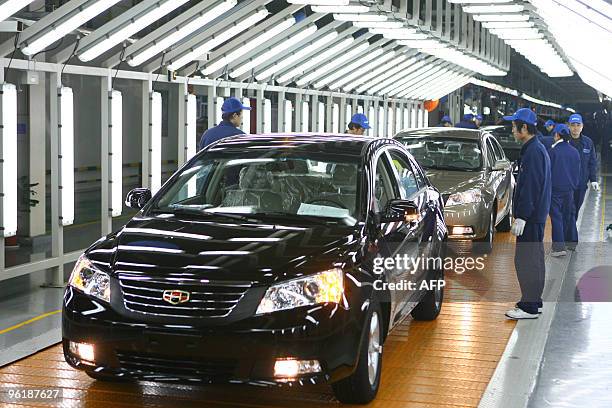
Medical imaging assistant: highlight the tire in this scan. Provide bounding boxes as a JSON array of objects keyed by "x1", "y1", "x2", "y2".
[
  {"x1": 86, "y1": 371, "x2": 132, "y2": 382},
  {"x1": 473, "y1": 209, "x2": 495, "y2": 254},
  {"x1": 332, "y1": 300, "x2": 383, "y2": 404},
  {"x1": 496, "y1": 209, "x2": 511, "y2": 232},
  {"x1": 411, "y1": 257, "x2": 444, "y2": 321}
]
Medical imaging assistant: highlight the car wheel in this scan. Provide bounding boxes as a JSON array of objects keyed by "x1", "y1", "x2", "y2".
[
  {"x1": 332, "y1": 300, "x2": 383, "y2": 404},
  {"x1": 86, "y1": 371, "x2": 132, "y2": 382},
  {"x1": 496, "y1": 209, "x2": 512, "y2": 232},
  {"x1": 411, "y1": 260, "x2": 444, "y2": 321},
  {"x1": 474, "y1": 209, "x2": 494, "y2": 254}
]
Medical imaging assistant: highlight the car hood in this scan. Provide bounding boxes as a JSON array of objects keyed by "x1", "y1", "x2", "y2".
[
  {"x1": 424, "y1": 170, "x2": 485, "y2": 194},
  {"x1": 85, "y1": 215, "x2": 362, "y2": 285}
]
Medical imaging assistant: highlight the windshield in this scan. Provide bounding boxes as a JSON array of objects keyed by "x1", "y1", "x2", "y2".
[
  {"x1": 397, "y1": 137, "x2": 483, "y2": 171},
  {"x1": 150, "y1": 149, "x2": 362, "y2": 225}
]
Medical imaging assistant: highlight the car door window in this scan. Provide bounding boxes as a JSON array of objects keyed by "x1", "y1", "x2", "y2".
[
  {"x1": 485, "y1": 138, "x2": 497, "y2": 167},
  {"x1": 491, "y1": 138, "x2": 506, "y2": 161},
  {"x1": 373, "y1": 154, "x2": 396, "y2": 212},
  {"x1": 388, "y1": 150, "x2": 420, "y2": 199}
]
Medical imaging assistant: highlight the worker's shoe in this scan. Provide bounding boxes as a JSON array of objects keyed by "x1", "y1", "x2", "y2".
[
  {"x1": 551, "y1": 250, "x2": 567, "y2": 257},
  {"x1": 505, "y1": 307, "x2": 539, "y2": 319},
  {"x1": 516, "y1": 302, "x2": 542, "y2": 314}
]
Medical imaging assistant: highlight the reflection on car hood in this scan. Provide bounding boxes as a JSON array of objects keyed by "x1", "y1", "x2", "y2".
[
  {"x1": 85, "y1": 215, "x2": 362, "y2": 285},
  {"x1": 424, "y1": 170, "x2": 485, "y2": 194}
]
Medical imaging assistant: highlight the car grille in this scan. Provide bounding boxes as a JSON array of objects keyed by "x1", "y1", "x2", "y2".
[
  {"x1": 116, "y1": 351, "x2": 237, "y2": 379},
  {"x1": 118, "y1": 272, "x2": 251, "y2": 318}
]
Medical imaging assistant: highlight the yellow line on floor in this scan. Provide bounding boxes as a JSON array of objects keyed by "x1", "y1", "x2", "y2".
[{"x1": 0, "y1": 310, "x2": 61, "y2": 335}]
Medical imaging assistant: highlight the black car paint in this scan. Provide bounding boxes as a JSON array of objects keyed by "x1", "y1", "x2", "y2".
[{"x1": 62, "y1": 135, "x2": 447, "y2": 385}]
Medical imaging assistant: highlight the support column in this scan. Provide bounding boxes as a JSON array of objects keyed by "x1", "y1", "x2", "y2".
[
  {"x1": 311, "y1": 94, "x2": 318, "y2": 133},
  {"x1": 382, "y1": 99, "x2": 389, "y2": 138},
  {"x1": 325, "y1": 96, "x2": 333, "y2": 132},
  {"x1": 295, "y1": 93, "x2": 302, "y2": 132},
  {"x1": 207, "y1": 85, "x2": 216, "y2": 130},
  {"x1": 339, "y1": 96, "x2": 346, "y2": 133},
  {"x1": 256, "y1": 88, "x2": 264, "y2": 133},
  {"x1": 371, "y1": 100, "x2": 378, "y2": 138},
  {"x1": 27, "y1": 71, "x2": 46, "y2": 238}
]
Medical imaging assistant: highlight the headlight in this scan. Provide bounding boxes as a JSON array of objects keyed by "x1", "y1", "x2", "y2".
[
  {"x1": 446, "y1": 189, "x2": 482, "y2": 206},
  {"x1": 256, "y1": 269, "x2": 344, "y2": 314},
  {"x1": 68, "y1": 255, "x2": 111, "y2": 303}
]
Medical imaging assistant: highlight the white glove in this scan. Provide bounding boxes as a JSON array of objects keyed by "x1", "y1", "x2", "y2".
[
  {"x1": 591, "y1": 182, "x2": 600, "y2": 192},
  {"x1": 511, "y1": 218, "x2": 526, "y2": 237}
]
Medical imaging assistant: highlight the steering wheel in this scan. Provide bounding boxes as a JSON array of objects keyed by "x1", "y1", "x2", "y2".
[{"x1": 306, "y1": 198, "x2": 348, "y2": 209}]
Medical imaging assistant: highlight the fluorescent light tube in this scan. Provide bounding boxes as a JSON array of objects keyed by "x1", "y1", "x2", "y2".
[
  {"x1": 463, "y1": 4, "x2": 524, "y2": 14},
  {"x1": 288, "y1": 0, "x2": 348, "y2": 4},
  {"x1": 398, "y1": 39, "x2": 448, "y2": 48},
  {"x1": 79, "y1": 0, "x2": 189, "y2": 62},
  {"x1": 472, "y1": 14, "x2": 530, "y2": 22},
  {"x1": 333, "y1": 13, "x2": 387, "y2": 22},
  {"x1": 167, "y1": 8, "x2": 269, "y2": 71},
  {"x1": 296, "y1": 42, "x2": 369, "y2": 86},
  {"x1": 1, "y1": 83, "x2": 17, "y2": 237},
  {"x1": 318, "y1": 102, "x2": 325, "y2": 132},
  {"x1": 301, "y1": 101, "x2": 309, "y2": 132},
  {"x1": 481, "y1": 21, "x2": 534, "y2": 29},
  {"x1": 230, "y1": 25, "x2": 317, "y2": 78},
  {"x1": 332, "y1": 103, "x2": 339, "y2": 133},
  {"x1": 256, "y1": 31, "x2": 337, "y2": 80},
  {"x1": 277, "y1": 37, "x2": 354, "y2": 83},
  {"x1": 314, "y1": 48, "x2": 383, "y2": 88},
  {"x1": 60, "y1": 87, "x2": 74, "y2": 226},
  {"x1": 284, "y1": 100, "x2": 293, "y2": 132},
  {"x1": 449, "y1": 0, "x2": 512, "y2": 3},
  {"x1": 110, "y1": 90, "x2": 122, "y2": 217},
  {"x1": 242, "y1": 98, "x2": 251, "y2": 133},
  {"x1": 22, "y1": 0, "x2": 123, "y2": 56},
  {"x1": 330, "y1": 51, "x2": 396, "y2": 90},
  {"x1": 353, "y1": 21, "x2": 404, "y2": 28},
  {"x1": 264, "y1": 99, "x2": 272, "y2": 133},
  {"x1": 151, "y1": 92, "x2": 162, "y2": 194},
  {"x1": 312, "y1": 5, "x2": 368, "y2": 13},
  {"x1": 0, "y1": 0, "x2": 36, "y2": 23},
  {"x1": 204, "y1": 16, "x2": 295, "y2": 75},
  {"x1": 128, "y1": 0, "x2": 237, "y2": 67}
]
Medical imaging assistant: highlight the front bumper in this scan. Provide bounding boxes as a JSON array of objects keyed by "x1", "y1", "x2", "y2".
[
  {"x1": 443, "y1": 201, "x2": 490, "y2": 240},
  {"x1": 62, "y1": 287, "x2": 368, "y2": 385}
]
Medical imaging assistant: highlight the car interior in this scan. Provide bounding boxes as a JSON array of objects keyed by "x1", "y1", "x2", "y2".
[{"x1": 405, "y1": 139, "x2": 483, "y2": 170}]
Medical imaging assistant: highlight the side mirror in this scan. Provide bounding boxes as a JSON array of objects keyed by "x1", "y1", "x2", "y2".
[
  {"x1": 125, "y1": 188, "x2": 152, "y2": 209},
  {"x1": 382, "y1": 199, "x2": 420, "y2": 223},
  {"x1": 492, "y1": 159, "x2": 510, "y2": 171}
]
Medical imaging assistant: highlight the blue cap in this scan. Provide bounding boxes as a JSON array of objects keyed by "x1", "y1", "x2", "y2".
[
  {"x1": 568, "y1": 114, "x2": 583, "y2": 124},
  {"x1": 221, "y1": 97, "x2": 251, "y2": 113},
  {"x1": 553, "y1": 123, "x2": 570, "y2": 136},
  {"x1": 503, "y1": 108, "x2": 537, "y2": 126},
  {"x1": 463, "y1": 113, "x2": 474, "y2": 121},
  {"x1": 350, "y1": 113, "x2": 370, "y2": 129},
  {"x1": 441, "y1": 115, "x2": 452, "y2": 123},
  {"x1": 475, "y1": 114, "x2": 483, "y2": 121},
  {"x1": 544, "y1": 119, "x2": 555, "y2": 127}
]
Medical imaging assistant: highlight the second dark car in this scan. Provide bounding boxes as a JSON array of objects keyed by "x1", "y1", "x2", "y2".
[{"x1": 62, "y1": 134, "x2": 447, "y2": 404}]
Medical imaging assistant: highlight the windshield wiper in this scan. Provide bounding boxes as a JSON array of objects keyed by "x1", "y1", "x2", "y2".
[
  {"x1": 152, "y1": 207, "x2": 261, "y2": 223},
  {"x1": 250, "y1": 211, "x2": 333, "y2": 225}
]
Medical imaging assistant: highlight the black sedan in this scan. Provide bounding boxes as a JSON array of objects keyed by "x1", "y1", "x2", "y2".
[{"x1": 62, "y1": 134, "x2": 447, "y2": 404}]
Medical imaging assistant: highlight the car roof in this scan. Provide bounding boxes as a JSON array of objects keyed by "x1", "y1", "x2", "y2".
[
  {"x1": 207, "y1": 133, "x2": 401, "y2": 157},
  {"x1": 394, "y1": 127, "x2": 483, "y2": 140}
]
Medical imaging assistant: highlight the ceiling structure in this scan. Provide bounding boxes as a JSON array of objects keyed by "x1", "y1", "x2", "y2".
[{"x1": 0, "y1": 0, "x2": 608, "y2": 103}]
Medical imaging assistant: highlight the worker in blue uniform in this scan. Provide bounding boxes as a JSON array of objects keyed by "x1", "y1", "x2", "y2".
[
  {"x1": 198, "y1": 97, "x2": 251, "y2": 150},
  {"x1": 346, "y1": 113, "x2": 371, "y2": 135},
  {"x1": 455, "y1": 113, "x2": 477, "y2": 129},
  {"x1": 567, "y1": 113, "x2": 599, "y2": 218},
  {"x1": 548, "y1": 124, "x2": 581, "y2": 257},
  {"x1": 439, "y1": 115, "x2": 452, "y2": 127},
  {"x1": 544, "y1": 120, "x2": 555, "y2": 136},
  {"x1": 503, "y1": 108, "x2": 551, "y2": 320}
]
